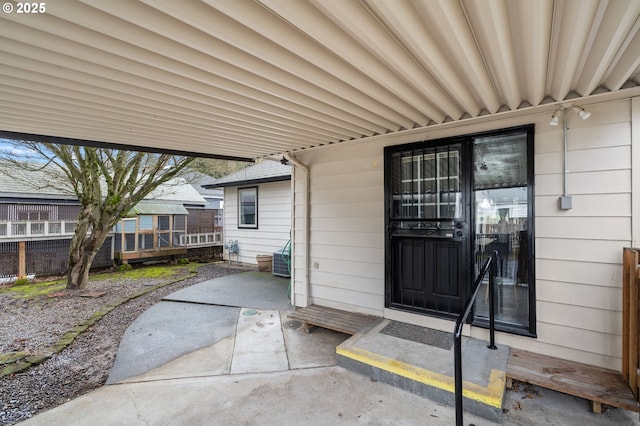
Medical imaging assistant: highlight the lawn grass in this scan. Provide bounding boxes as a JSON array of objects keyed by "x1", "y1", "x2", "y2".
[{"x1": 0, "y1": 263, "x2": 203, "y2": 299}]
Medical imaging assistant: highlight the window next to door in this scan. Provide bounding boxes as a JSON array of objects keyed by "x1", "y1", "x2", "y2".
[
  {"x1": 471, "y1": 129, "x2": 535, "y2": 336},
  {"x1": 238, "y1": 187, "x2": 258, "y2": 229}
]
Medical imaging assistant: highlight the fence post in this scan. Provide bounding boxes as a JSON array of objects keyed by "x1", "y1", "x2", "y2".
[
  {"x1": 18, "y1": 241, "x2": 26, "y2": 278},
  {"x1": 622, "y1": 248, "x2": 640, "y2": 402}
]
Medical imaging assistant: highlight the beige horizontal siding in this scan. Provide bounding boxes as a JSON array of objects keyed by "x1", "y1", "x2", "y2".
[
  {"x1": 535, "y1": 193, "x2": 631, "y2": 217},
  {"x1": 300, "y1": 143, "x2": 385, "y2": 314},
  {"x1": 531, "y1": 99, "x2": 633, "y2": 368},
  {"x1": 535, "y1": 238, "x2": 629, "y2": 263},
  {"x1": 536, "y1": 301, "x2": 622, "y2": 336},
  {"x1": 535, "y1": 169, "x2": 631, "y2": 195},
  {"x1": 536, "y1": 217, "x2": 630, "y2": 240},
  {"x1": 536, "y1": 258, "x2": 622, "y2": 287},
  {"x1": 537, "y1": 280, "x2": 622, "y2": 311}
]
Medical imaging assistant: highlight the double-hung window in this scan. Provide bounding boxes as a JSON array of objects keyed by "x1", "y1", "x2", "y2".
[{"x1": 238, "y1": 187, "x2": 258, "y2": 229}]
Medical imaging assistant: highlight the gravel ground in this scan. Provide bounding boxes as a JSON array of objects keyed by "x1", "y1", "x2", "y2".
[{"x1": 0, "y1": 262, "x2": 251, "y2": 425}]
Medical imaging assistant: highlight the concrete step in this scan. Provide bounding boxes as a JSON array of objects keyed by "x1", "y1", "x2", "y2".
[{"x1": 336, "y1": 319, "x2": 509, "y2": 422}]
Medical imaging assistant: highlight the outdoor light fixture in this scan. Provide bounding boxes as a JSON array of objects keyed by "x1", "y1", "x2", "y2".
[
  {"x1": 549, "y1": 104, "x2": 592, "y2": 210},
  {"x1": 573, "y1": 106, "x2": 591, "y2": 120},
  {"x1": 549, "y1": 105, "x2": 591, "y2": 126}
]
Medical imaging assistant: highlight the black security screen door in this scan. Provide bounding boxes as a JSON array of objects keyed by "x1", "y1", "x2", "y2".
[
  {"x1": 384, "y1": 125, "x2": 535, "y2": 333},
  {"x1": 386, "y1": 141, "x2": 471, "y2": 318}
]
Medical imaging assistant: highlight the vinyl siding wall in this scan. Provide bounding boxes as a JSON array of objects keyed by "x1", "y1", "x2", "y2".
[
  {"x1": 292, "y1": 96, "x2": 638, "y2": 370},
  {"x1": 222, "y1": 180, "x2": 291, "y2": 265}
]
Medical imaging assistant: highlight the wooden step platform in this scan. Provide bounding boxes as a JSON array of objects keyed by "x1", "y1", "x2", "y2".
[
  {"x1": 287, "y1": 304, "x2": 380, "y2": 335},
  {"x1": 507, "y1": 348, "x2": 640, "y2": 414}
]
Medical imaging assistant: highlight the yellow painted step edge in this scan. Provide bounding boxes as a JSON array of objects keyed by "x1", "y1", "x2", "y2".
[{"x1": 337, "y1": 345, "x2": 505, "y2": 409}]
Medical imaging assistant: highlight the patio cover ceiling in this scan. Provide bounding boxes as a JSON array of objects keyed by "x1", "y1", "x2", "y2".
[{"x1": 1, "y1": 0, "x2": 639, "y2": 161}]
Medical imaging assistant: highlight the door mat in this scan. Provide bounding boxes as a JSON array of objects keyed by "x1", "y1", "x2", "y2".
[{"x1": 379, "y1": 321, "x2": 453, "y2": 350}]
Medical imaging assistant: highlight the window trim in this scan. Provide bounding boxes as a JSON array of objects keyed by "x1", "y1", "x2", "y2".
[{"x1": 238, "y1": 186, "x2": 258, "y2": 229}]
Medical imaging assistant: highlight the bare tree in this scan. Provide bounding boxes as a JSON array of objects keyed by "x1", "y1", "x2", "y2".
[
  {"x1": 0, "y1": 141, "x2": 195, "y2": 290},
  {"x1": 189, "y1": 157, "x2": 249, "y2": 178}
]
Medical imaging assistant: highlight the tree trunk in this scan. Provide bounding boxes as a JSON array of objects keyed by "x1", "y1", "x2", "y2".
[{"x1": 66, "y1": 231, "x2": 108, "y2": 290}]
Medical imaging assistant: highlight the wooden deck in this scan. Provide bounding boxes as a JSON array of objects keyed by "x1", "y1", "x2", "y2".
[
  {"x1": 287, "y1": 304, "x2": 379, "y2": 335},
  {"x1": 507, "y1": 348, "x2": 640, "y2": 414}
]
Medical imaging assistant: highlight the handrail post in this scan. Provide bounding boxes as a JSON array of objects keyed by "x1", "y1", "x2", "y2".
[
  {"x1": 454, "y1": 333, "x2": 463, "y2": 426},
  {"x1": 488, "y1": 250, "x2": 497, "y2": 350},
  {"x1": 453, "y1": 253, "x2": 498, "y2": 426}
]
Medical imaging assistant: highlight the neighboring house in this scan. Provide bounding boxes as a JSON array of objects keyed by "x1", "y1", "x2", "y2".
[
  {"x1": 112, "y1": 177, "x2": 211, "y2": 264},
  {"x1": 0, "y1": 164, "x2": 219, "y2": 277},
  {"x1": 0, "y1": 164, "x2": 111, "y2": 278},
  {"x1": 183, "y1": 171, "x2": 224, "y2": 230},
  {"x1": 204, "y1": 160, "x2": 291, "y2": 266}
]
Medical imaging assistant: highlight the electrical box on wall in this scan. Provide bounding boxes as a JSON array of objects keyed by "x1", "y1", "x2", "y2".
[{"x1": 559, "y1": 195, "x2": 572, "y2": 210}]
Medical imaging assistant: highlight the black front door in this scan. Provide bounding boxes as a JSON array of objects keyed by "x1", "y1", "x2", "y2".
[{"x1": 386, "y1": 142, "x2": 471, "y2": 317}]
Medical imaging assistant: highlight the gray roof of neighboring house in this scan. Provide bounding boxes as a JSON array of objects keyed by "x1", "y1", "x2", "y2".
[
  {"x1": 203, "y1": 160, "x2": 291, "y2": 188},
  {"x1": 182, "y1": 171, "x2": 223, "y2": 200},
  {"x1": 0, "y1": 162, "x2": 206, "y2": 207}
]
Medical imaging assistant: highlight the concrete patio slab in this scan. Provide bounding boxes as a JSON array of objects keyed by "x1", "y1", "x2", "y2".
[
  {"x1": 282, "y1": 314, "x2": 350, "y2": 369},
  {"x1": 230, "y1": 308, "x2": 288, "y2": 374},
  {"x1": 21, "y1": 271, "x2": 640, "y2": 426},
  {"x1": 106, "y1": 302, "x2": 239, "y2": 384},
  {"x1": 163, "y1": 271, "x2": 292, "y2": 311}
]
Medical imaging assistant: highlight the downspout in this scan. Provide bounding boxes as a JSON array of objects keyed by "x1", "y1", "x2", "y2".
[{"x1": 283, "y1": 153, "x2": 309, "y2": 307}]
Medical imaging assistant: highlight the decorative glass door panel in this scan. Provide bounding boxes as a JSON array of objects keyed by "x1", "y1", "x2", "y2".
[{"x1": 388, "y1": 143, "x2": 469, "y2": 316}]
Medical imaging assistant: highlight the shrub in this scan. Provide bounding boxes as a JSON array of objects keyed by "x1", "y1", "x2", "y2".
[
  {"x1": 178, "y1": 258, "x2": 190, "y2": 265},
  {"x1": 13, "y1": 277, "x2": 31, "y2": 286},
  {"x1": 118, "y1": 263, "x2": 132, "y2": 272}
]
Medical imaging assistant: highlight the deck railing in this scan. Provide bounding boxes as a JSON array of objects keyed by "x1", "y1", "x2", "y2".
[
  {"x1": 453, "y1": 250, "x2": 498, "y2": 426},
  {"x1": 180, "y1": 231, "x2": 222, "y2": 247},
  {"x1": 623, "y1": 247, "x2": 640, "y2": 403},
  {"x1": 0, "y1": 220, "x2": 77, "y2": 240}
]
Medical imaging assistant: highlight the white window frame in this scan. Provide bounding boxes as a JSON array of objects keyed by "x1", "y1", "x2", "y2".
[{"x1": 238, "y1": 186, "x2": 258, "y2": 229}]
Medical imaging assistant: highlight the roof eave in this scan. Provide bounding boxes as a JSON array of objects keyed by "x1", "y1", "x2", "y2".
[{"x1": 203, "y1": 175, "x2": 291, "y2": 188}]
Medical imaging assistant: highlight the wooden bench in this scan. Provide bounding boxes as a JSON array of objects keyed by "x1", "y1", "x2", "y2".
[
  {"x1": 507, "y1": 248, "x2": 640, "y2": 414},
  {"x1": 507, "y1": 348, "x2": 640, "y2": 414},
  {"x1": 287, "y1": 304, "x2": 379, "y2": 335}
]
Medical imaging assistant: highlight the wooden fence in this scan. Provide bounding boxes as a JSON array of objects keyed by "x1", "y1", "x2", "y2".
[
  {"x1": 0, "y1": 237, "x2": 113, "y2": 278},
  {"x1": 623, "y1": 247, "x2": 640, "y2": 403}
]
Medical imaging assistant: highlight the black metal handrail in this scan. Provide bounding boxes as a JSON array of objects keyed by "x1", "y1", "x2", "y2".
[{"x1": 453, "y1": 250, "x2": 498, "y2": 426}]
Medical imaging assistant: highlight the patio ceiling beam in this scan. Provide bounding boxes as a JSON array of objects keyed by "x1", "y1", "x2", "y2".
[{"x1": 0, "y1": 130, "x2": 254, "y2": 162}]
